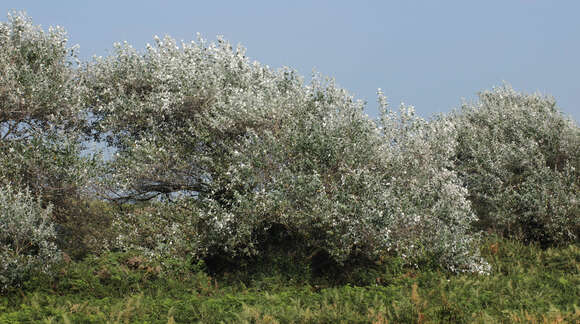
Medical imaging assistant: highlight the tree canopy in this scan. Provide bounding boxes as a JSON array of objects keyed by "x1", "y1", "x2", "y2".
[{"x1": 1, "y1": 12, "x2": 578, "y2": 290}]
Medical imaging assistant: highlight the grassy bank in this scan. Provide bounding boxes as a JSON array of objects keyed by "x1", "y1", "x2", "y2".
[{"x1": 1, "y1": 236, "x2": 578, "y2": 323}]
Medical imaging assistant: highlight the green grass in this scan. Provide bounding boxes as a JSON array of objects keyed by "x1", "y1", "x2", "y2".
[{"x1": 1, "y1": 236, "x2": 578, "y2": 323}]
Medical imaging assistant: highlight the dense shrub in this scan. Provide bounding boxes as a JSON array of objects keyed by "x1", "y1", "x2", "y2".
[
  {"x1": 86, "y1": 35, "x2": 489, "y2": 273},
  {"x1": 54, "y1": 198, "x2": 117, "y2": 259},
  {"x1": 0, "y1": 12, "x2": 97, "y2": 217},
  {"x1": 451, "y1": 85, "x2": 580, "y2": 245},
  {"x1": 0, "y1": 185, "x2": 61, "y2": 292},
  {"x1": 0, "y1": 12, "x2": 105, "y2": 261},
  {"x1": 374, "y1": 95, "x2": 488, "y2": 272},
  {"x1": 7, "y1": 11, "x2": 577, "y2": 276},
  {"x1": 111, "y1": 201, "x2": 203, "y2": 259}
]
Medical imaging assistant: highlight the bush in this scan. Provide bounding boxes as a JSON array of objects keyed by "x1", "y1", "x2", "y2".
[
  {"x1": 86, "y1": 35, "x2": 489, "y2": 273},
  {"x1": 451, "y1": 85, "x2": 580, "y2": 245},
  {"x1": 0, "y1": 12, "x2": 105, "y2": 261},
  {"x1": 0, "y1": 11, "x2": 97, "y2": 222},
  {"x1": 111, "y1": 201, "x2": 203, "y2": 259},
  {"x1": 374, "y1": 95, "x2": 489, "y2": 273},
  {"x1": 0, "y1": 185, "x2": 61, "y2": 292},
  {"x1": 54, "y1": 198, "x2": 117, "y2": 260}
]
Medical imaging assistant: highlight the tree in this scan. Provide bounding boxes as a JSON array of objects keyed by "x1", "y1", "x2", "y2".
[
  {"x1": 84, "y1": 35, "x2": 303, "y2": 203},
  {"x1": 86, "y1": 35, "x2": 489, "y2": 273},
  {"x1": 0, "y1": 11, "x2": 94, "y2": 210},
  {"x1": 451, "y1": 85, "x2": 580, "y2": 245},
  {"x1": 0, "y1": 184, "x2": 61, "y2": 292}
]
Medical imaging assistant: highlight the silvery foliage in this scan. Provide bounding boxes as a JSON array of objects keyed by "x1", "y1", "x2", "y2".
[
  {"x1": 0, "y1": 185, "x2": 61, "y2": 292},
  {"x1": 86, "y1": 35, "x2": 489, "y2": 273},
  {"x1": 451, "y1": 85, "x2": 580, "y2": 245},
  {"x1": 111, "y1": 202, "x2": 201, "y2": 259},
  {"x1": 84, "y1": 35, "x2": 306, "y2": 202},
  {"x1": 0, "y1": 12, "x2": 95, "y2": 203},
  {"x1": 375, "y1": 92, "x2": 489, "y2": 273}
]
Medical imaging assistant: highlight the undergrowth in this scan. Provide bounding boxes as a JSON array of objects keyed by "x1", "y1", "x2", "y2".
[{"x1": 1, "y1": 236, "x2": 578, "y2": 323}]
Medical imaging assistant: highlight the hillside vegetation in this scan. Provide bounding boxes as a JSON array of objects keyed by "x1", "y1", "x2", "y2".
[{"x1": 1, "y1": 12, "x2": 578, "y2": 322}]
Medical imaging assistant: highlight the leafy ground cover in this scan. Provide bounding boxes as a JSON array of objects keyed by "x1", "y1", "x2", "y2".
[{"x1": 1, "y1": 236, "x2": 578, "y2": 323}]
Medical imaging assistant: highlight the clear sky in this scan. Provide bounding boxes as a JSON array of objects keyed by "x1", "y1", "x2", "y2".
[{"x1": 2, "y1": 1, "x2": 579, "y2": 122}]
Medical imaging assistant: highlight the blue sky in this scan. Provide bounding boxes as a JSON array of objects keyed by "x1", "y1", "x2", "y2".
[{"x1": 2, "y1": 1, "x2": 579, "y2": 122}]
